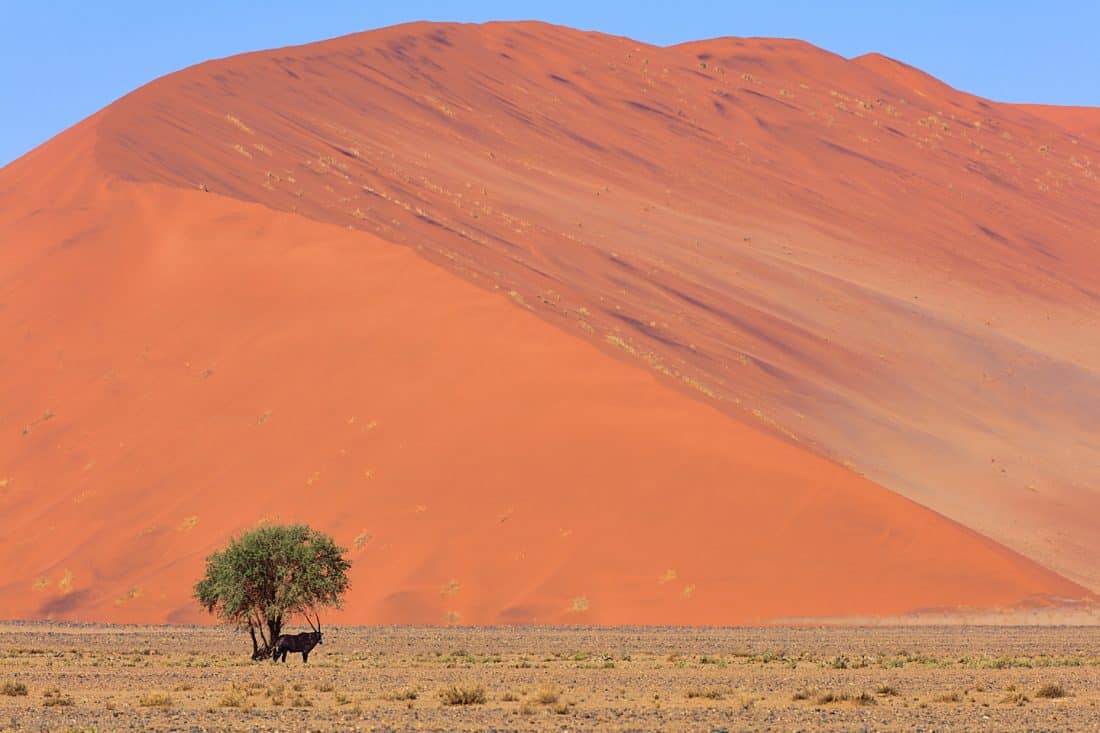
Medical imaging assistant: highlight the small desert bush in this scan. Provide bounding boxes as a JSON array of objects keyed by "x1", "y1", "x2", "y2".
[
  {"x1": 685, "y1": 687, "x2": 724, "y2": 700},
  {"x1": 138, "y1": 692, "x2": 172, "y2": 707},
  {"x1": 439, "y1": 685, "x2": 486, "y2": 706},
  {"x1": 815, "y1": 691, "x2": 849, "y2": 705},
  {"x1": 932, "y1": 691, "x2": 962, "y2": 703},
  {"x1": 978, "y1": 656, "x2": 1026, "y2": 669},
  {"x1": 792, "y1": 687, "x2": 817, "y2": 701},
  {"x1": 534, "y1": 687, "x2": 560, "y2": 705},
  {"x1": 384, "y1": 687, "x2": 419, "y2": 701},
  {"x1": 852, "y1": 691, "x2": 877, "y2": 706},
  {"x1": 288, "y1": 692, "x2": 312, "y2": 708},
  {"x1": 1035, "y1": 683, "x2": 1067, "y2": 699},
  {"x1": 265, "y1": 683, "x2": 285, "y2": 706},
  {"x1": 219, "y1": 692, "x2": 244, "y2": 708},
  {"x1": 42, "y1": 687, "x2": 74, "y2": 707},
  {"x1": 2, "y1": 680, "x2": 28, "y2": 696}
]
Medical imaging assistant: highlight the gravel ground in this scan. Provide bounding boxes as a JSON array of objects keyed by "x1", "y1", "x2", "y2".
[{"x1": 1, "y1": 623, "x2": 1098, "y2": 731}]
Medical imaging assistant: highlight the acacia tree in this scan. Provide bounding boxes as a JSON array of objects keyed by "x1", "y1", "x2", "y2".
[{"x1": 194, "y1": 523, "x2": 350, "y2": 659}]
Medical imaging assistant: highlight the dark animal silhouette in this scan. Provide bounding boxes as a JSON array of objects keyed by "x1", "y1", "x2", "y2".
[{"x1": 272, "y1": 613, "x2": 323, "y2": 664}]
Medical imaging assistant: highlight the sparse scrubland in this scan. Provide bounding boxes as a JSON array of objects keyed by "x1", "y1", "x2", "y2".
[{"x1": 1, "y1": 624, "x2": 1097, "y2": 731}]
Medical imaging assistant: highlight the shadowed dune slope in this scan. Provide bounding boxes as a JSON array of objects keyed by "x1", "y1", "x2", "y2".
[
  {"x1": 1014, "y1": 104, "x2": 1100, "y2": 143},
  {"x1": 0, "y1": 173, "x2": 1090, "y2": 624}
]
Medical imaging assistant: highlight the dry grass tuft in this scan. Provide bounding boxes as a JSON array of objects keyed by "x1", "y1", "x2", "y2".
[
  {"x1": 218, "y1": 692, "x2": 243, "y2": 708},
  {"x1": 550, "y1": 700, "x2": 573, "y2": 714},
  {"x1": 1035, "y1": 683, "x2": 1067, "y2": 699},
  {"x1": 2, "y1": 681, "x2": 28, "y2": 696},
  {"x1": 265, "y1": 682, "x2": 285, "y2": 706},
  {"x1": 534, "y1": 687, "x2": 560, "y2": 705},
  {"x1": 138, "y1": 692, "x2": 172, "y2": 707},
  {"x1": 224, "y1": 114, "x2": 253, "y2": 134},
  {"x1": 439, "y1": 685, "x2": 486, "y2": 706},
  {"x1": 802, "y1": 689, "x2": 875, "y2": 706},
  {"x1": 685, "y1": 687, "x2": 724, "y2": 700},
  {"x1": 384, "y1": 687, "x2": 419, "y2": 701},
  {"x1": 876, "y1": 684, "x2": 900, "y2": 697},
  {"x1": 288, "y1": 692, "x2": 312, "y2": 708},
  {"x1": 852, "y1": 691, "x2": 877, "y2": 706},
  {"x1": 815, "y1": 691, "x2": 849, "y2": 705},
  {"x1": 42, "y1": 687, "x2": 74, "y2": 707}
]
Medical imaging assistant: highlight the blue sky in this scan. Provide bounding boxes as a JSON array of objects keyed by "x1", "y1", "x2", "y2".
[{"x1": 2, "y1": 1, "x2": 1098, "y2": 166}]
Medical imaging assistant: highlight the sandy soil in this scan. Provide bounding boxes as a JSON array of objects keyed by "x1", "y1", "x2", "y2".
[{"x1": 1, "y1": 623, "x2": 1098, "y2": 732}]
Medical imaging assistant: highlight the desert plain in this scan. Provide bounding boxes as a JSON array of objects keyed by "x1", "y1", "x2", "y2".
[
  {"x1": 3, "y1": 17, "x2": 1100, "y2": 733},
  {"x1": 2, "y1": 623, "x2": 1099, "y2": 732}
]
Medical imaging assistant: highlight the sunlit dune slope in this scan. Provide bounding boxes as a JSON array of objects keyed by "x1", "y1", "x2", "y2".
[
  {"x1": 0, "y1": 174, "x2": 1089, "y2": 624},
  {"x1": 34, "y1": 21, "x2": 1100, "y2": 591}
]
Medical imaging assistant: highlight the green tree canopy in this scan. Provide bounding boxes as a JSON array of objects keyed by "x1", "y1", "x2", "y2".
[{"x1": 194, "y1": 523, "x2": 350, "y2": 659}]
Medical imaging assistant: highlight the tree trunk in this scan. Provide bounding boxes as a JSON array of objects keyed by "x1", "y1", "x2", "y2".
[
  {"x1": 250, "y1": 624, "x2": 269, "y2": 661},
  {"x1": 250, "y1": 615, "x2": 282, "y2": 661},
  {"x1": 248, "y1": 615, "x2": 277, "y2": 661},
  {"x1": 268, "y1": 616, "x2": 282, "y2": 646}
]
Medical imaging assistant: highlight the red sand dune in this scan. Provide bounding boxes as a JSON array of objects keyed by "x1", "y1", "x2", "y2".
[
  {"x1": 1, "y1": 22, "x2": 1098, "y2": 623},
  {"x1": 1015, "y1": 104, "x2": 1100, "y2": 143}
]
